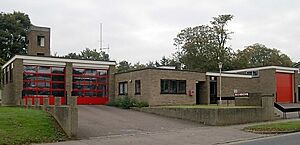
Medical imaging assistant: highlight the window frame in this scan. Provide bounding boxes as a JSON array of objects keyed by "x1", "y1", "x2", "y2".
[
  {"x1": 72, "y1": 68, "x2": 109, "y2": 98},
  {"x1": 135, "y1": 80, "x2": 141, "y2": 95},
  {"x1": 23, "y1": 65, "x2": 66, "y2": 97},
  {"x1": 160, "y1": 79, "x2": 186, "y2": 94},
  {"x1": 37, "y1": 36, "x2": 45, "y2": 47},
  {"x1": 119, "y1": 81, "x2": 128, "y2": 95}
]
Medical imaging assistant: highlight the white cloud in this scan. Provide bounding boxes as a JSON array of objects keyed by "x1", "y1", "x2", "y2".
[{"x1": 1, "y1": 0, "x2": 300, "y2": 63}]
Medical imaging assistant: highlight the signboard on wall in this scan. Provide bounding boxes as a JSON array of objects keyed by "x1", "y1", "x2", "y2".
[{"x1": 234, "y1": 92, "x2": 249, "y2": 97}]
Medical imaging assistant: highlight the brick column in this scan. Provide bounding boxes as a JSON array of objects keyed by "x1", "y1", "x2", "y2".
[
  {"x1": 65, "y1": 62, "x2": 73, "y2": 105},
  {"x1": 108, "y1": 65, "x2": 116, "y2": 101}
]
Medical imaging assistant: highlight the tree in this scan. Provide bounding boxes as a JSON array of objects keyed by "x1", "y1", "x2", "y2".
[
  {"x1": 174, "y1": 14, "x2": 234, "y2": 72},
  {"x1": 0, "y1": 11, "x2": 31, "y2": 61},
  {"x1": 159, "y1": 56, "x2": 182, "y2": 69},
  {"x1": 233, "y1": 43, "x2": 294, "y2": 68},
  {"x1": 64, "y1": 48, "x2": 109, "y2": 61},
  {"x1": 134, "y1": 62, "x2": 147, "y2": 69},
  {"x1": 117, "y1": 60, "x2": 132, "y2": 72}
]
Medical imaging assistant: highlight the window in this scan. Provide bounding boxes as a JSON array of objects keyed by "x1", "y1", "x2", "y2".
[
  {"x1": 161, "y1": 79, "x2": 186, "y2": 94},
  {"x1": 72, "y1": 68, "x2": 109, "y2": 97},
  {"x1": 37, "y1": 36, "x2": 45, "y2": 47},
  {"x1": 5, "y1": 67, "x2": 8, "y2": 84},
  {"x1": 10, "y1": 63, "x2": 13, "y2": 82},
  {"x1": 23, "y1": 65, "x2": 66, "y2": 97},
  {"x1": 135, "y1": 80, "x2": 141, "y2": 95},
  {"x1": 119, "y1": 82, "x2": 128, "y2": 95},
  {"x1": 1, "y1": 70, "x2": 4, "y2": 85}
]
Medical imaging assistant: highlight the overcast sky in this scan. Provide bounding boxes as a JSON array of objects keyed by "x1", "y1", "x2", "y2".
[{"x1": 1, "y1": 0, "x2": 300, "y2": 63}]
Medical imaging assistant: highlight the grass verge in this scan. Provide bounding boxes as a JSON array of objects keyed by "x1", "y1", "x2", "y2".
[
  {"x1": 0, "y1": 107, "x2": 67, "y2": 145},
  {"x1": 244, "y1": 121, "x2": 300, "y2": 134}
]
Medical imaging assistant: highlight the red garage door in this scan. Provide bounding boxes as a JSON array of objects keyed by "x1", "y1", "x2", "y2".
[{"x1": 276, "y1": 73, "x2": 294, "y2": 103}]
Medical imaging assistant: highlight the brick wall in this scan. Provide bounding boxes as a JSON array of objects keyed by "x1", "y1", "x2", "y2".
[
  {"x1": 2, "y1": 59, "x2": 23, "y2": 105},
  {"x1": 115, "y1": 69, "x2": 206, "y2": 106},
  {"x1": 27, "y1": 27, "x2": 50, "y2": 56},
  {"x1": 217, "y1": 76, "x2": 260, "y2": 97}
]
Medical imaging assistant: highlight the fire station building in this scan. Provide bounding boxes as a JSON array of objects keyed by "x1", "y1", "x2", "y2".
[{"x1": 1, "y1": 25, "x2": 299, "y2": 106}]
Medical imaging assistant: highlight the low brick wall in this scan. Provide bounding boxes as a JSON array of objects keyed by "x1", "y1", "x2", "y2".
[
  {"x1": 22, "y1": 97, "x2": 78, "y2": 138},
  {"x1": 134, "y1": 95, "x2": 274, "y2": 126}
]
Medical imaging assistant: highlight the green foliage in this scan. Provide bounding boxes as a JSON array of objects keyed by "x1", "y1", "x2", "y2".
[
  {"x1": 64, "y1": 48, "x2": 109, "y2": 61},
  {"x1": 0, "y1": 11, "x2": 31, "y2": 61},
  {"x1": 233, "y1": 43, "x2": 294, "y2": 68},
  {"x1": 117, "y1": 60, "x2": 132, "y2": 72},
  {"x1": 0, "y1": 107, "x2": 67, "y2": 144},
  {"x1": 108, "y1": 96, "x2": 149, "y2": 109},
  {"x1": 116, "y1": 56, "x2": 181, "y2": 73},
  {"x1": 174, "y1": 14, "x2": 234, "y2": 72},
  {"x1": 116, "y1": 61, "x2": 147, "y2": 73},
  {"x1": 244, "y1": 121, "x2": 300, "y2": 133}
]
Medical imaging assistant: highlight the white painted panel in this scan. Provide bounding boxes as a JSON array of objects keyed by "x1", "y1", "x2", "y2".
[
  {"x1": 23, "y1": 60, "x2": 66, "y2": 67},
  {"x1": 276, "y1": 70, "x2": 295, "y2": 74},
  {"x1": 73, "y1": 63, "x2": 109, "y2": 69}
]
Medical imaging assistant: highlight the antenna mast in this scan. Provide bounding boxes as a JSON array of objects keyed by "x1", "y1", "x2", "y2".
[{"x1": 99, "y1": 23, "x2": 109, "y2": 52}]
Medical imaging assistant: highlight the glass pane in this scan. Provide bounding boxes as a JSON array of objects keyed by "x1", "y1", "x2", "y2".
[
  {"x1": 178, "y1": 81, "x2": 186, "y2": 93},
  {"x1": 73, "y1": 76, "x2": 83, "y2": 83},
  {"x1": 52, "y1": 67, "x2": 64, "y2": 74},
  {"x1": 52, "y1": 75, "x2": 65, "y2": 82},
  {"x1": 24, "y1": 66, "x2": 37, "y2": 73},
  {"x1": 23, "y1": 82, "x2": 36, "y2": 88},
  {"x1": 161, "y1": 80, "x2": 169, "y2": 93},
  {"x1": 97, "y1": 70, "x2": 107, "y2": 76},
  {"x1": 73, "y1": 68, "x2": 84, "y2": 75},
  {"x1": 170, "y1": 80, "x2": 177, "y2": 93},
  {"x1": 23, "y1": 73, "x2": 36, "y2": 80},
  {"x1": 72, "y1": 91, "x2": 83, "y2": 96},
  {"x1": 85, "y1": 91, "x2": 96, "y2": 97},
  {"x1": 52, "y1": 83, "x2": 65, "y2": 89},
  {"x1": 73, "y1": 83, "x2": 83, "y2": 89},
  {"x1": 98, "y1": 85, "x2": 106, "y2": 91},
  {"x1": 98, "y1": 77, "x2": 107, "y2": 83},
  {"x1": 52, "y1": 91, "x2": 64, "y2": 97},
  {"x1": 37, "y1": 74, "x2": 51, "y2": 81},
  {"x1": 84, "y1": 69, "x2": 96, "y2": 75},
  {"x1": 23, "y1": 90, "x2": 36, "y2": 96},
  {"x1": 37, "y1": 82, "x2": 50, "y2": 88},
  {"x1": 38, "y1": 90, "x2": 50, "y2": 95},
  {"x1": 86, "y1": 77, "x2": 97, "y2": 83},
  {"x1": 38, "y1": 66, "x2": 51, "y2": 73},
  {"x1": 97, "y1": 91, "x2": 106, "y2": 97}
]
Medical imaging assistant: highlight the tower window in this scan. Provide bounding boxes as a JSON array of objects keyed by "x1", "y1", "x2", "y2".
[{"x1": 37, "y1": 36, "x2": 45, "y2": 47}]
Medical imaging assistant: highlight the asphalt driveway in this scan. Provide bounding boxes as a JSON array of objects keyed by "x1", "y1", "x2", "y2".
[
  {"x1": 42, "y1": 105, "x2": 272, "y2": 145},
  {"x1": 78, "y1": 105, "x2": 203, "y2": 139}
]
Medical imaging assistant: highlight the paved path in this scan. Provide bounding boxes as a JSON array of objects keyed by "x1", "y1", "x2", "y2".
[{"x1": 40, "y1": 105, "x2": 271, "y2": 145}]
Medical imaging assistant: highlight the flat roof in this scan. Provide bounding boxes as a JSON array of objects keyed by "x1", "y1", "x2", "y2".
[
  {"x1": 224, "y1": 66, "x2": 299, "y2": 73},
  {"x1": 1, "y1": 55, "x2": 116, "y2": 69},
  {"x1": 206, "y1": 72, "x2": 253, "y2": 78},
  {"x1": 115, "y1": 67, "x2": 205, "y2": 74}
]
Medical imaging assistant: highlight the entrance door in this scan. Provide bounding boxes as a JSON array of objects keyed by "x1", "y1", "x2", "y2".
[
  {"x1": 209, "y1": 81, "x2": 218, "y2": 104},
  {"x1": 298, "y1": 86, "x2": 300, "y2": 102},
  {"x1": 196, "y1": 83, "x2": 200, "y2": 104},
  {"x1": 276, "y1": 73, "x2": 293, "y2": 103},
  {"x1": 196, "y1": 82, "x2": 205, "y2": 104}
]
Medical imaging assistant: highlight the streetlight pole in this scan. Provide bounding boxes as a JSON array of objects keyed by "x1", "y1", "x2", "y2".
[{"x1": 218, "y1": 62, "x2": 222, "y2": 105}]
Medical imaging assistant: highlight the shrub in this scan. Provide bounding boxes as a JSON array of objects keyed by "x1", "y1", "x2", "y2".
[
  {"x1": 108, "y1": 96, "x2": 149, "y2": 109},
  {"x1": 135, "y1": 101, "x2": 149, "y2": 108}
]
